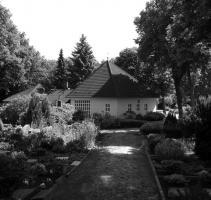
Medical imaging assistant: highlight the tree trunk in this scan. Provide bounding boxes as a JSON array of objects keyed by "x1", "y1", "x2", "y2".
[
  {"x1": 174, "y1": 79, "x2": 183, "y2": 118},
  {"x1": 187, "y1": 68, "x2": 195, "y2": 108}
]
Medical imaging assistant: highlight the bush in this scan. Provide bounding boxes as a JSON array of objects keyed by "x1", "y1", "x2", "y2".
[
  {"x1": 0, "y1": 95, "x2": 30, "y2": 125},
  {"x1": 26, "y1": 93, "x2": 51, "y2": 128},
  {"x1": 136, "y1": 114, "x2": 144, "y2": 120},
  {"x1": 119, "y1": 119, "x2": 145, "y2": 128},
  {"x1": 30, "y1": 163, "x2": 47, "y2": 176},
  {"x1": 163, "y1": 112, "x2": 182, "y2": 138},
  {"x1": 163, "y1": 174, "x2": 187, "y2": 186},
  {"x1": 0, "y1": 154, "x2": 25, "y2": 196},
  {"x1": 123, "y1": 111, "x2": 136, "y2": 119},
  {"x1": 92, "y1": 113, "x2": 103, "y2": 126},
  {"x1": 101, "y1": 113, "x2": 120, "y2": 129},
  {"x1": 72, "y1": 110, "x2": 85, "y2": 122},
  {"x1": 161, "y1": 160, "x2": 185, "y2": 174},
  {"x1": 147, "y1": 134, "x2": 165, "y2": 154},
  {"x1": 155, "y1": 139, "x2": 185, "y2": 160},
  {"x1": 51, "y1": 103, "x2": 74, "y2": 125},
  {"x1": 143, "y1": 111, "x2": 165, "y2": 121},
  {"x1": 194, "y1": 97, "x2": 211, "y2": 160},
  {"x1": 140, "y1": 121, "x2": 164, "y2": 135},
  {"x1": 179, "y1": 109, "x2": 199, "y2": 138}
]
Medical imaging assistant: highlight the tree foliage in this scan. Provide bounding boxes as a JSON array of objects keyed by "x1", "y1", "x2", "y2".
[
  {"x1": 53, "y1": 49, "x2": 68, "y2": 89},
  {"x1": 114, "y1": 47, "x2": 139, "y2": 78},
  {"x1": 69, "y1": 34, "x2": 95, "y2": 87},
  {"x1": 0, "y1": 3, "x2": 54, "y2": 101},
  {"x1": 134, "y1": 0, "x2": 210, "y2": 117}
]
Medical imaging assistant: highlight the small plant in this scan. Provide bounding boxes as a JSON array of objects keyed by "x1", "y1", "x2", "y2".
[
  {"x1": 155, "y1": 139, "x2": 185, "y2": 160},
  {"x1": 143, "y1": 111, "x2": 165, "y2": 121},
  {"x1": 136, "y1": 114, "x2": 144, "y2": 120},
  {"x1": 161, "y1": 160, "x2": 185, "y2": 174}
]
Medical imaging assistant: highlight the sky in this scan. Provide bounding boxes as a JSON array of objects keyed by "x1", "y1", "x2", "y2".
[{"x1": 1, "y1": 0, "x2": 148, "y2": 61}]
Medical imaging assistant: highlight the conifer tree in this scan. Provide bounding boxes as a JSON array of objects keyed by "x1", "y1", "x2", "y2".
[
  {"x1": 54, "y1": 49, "x2": 67, "y2": 89},
  {"x1": 70, "y1": 34, "x2": 94, "y2": 87}
]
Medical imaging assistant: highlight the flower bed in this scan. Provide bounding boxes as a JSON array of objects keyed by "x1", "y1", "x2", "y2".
[
  {"x1": 0, "y1": 121, "x2": 98, "y2": 199},
  {"x1": 146, "y1": 135, "x2": 211, "y2": 199}
]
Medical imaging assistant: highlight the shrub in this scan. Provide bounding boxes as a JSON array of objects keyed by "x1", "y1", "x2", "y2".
[
  {"x1": 92, "y1": 113, "x2": 103, "y2": 126},
  {"x1": 140, "y1": 121, "x2": 164, "y2": 135},
  {"x1": 119, "y1": 119, "x2": 145, "y2": 128},
  {"x1": 30, "y1": 163, "x2": 47, "y2": 176},
  {"x1": 179, "y1": 109, "x2": 199, "y2": 138},
  {"x1": 136, "y1": 114, "x2": 144, "y2": 120},
  {"x1": 72, "y1": 110, "x2": 85, "y2": 122},
  {"x1": 0, "y1": 154, "x2": 25, "y2": 196},
  {"x1": 0, "y1": 96, "x2": 30, "y2": 125},
  {"x1": 194, "y1": 97, "x2": 211, "y2": 160},
  {"x1": 123, "y1": 111, "x2": 136, "y2": 119},
  {"x1": 101, "y1": 113, "x2": 120, "y2": 129},
  {"x1": 143, "y1": 111, "x2": 165, "y2": 121},
  {"x1": 51, "y1": 103, "x2": 74, "y2": 125},
  {"x1": 147, "y1": 134, "x2": 165, "y2": 154},
  {"x1": 155, "y1": 139, "x2": 185, "y2": 160},
  {"x1": 163, "y1": 174, "x2": 187, "y2": 186},
  {"x1": 163, "y1": 112, "x2": 182, "y2": 138},
  {"x1": 161, "y1": 160, "x2": 185, "y2": 174}
]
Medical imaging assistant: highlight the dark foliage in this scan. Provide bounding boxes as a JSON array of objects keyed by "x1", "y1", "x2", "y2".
[
  {"x1": 163, "y1": 112, "x2": 182, "y2": 138},
  {"x1": 72, "y1": 110, "x2": 85, "y2": 122},
  {"x1": 143, "y1": 111, "x2": 165, "y2": 121}
]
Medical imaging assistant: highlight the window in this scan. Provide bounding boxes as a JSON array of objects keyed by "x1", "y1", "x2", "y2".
[
  {"x1": 105, "y1": 104, "x2": 110, "y2": 112},
  {"x1": 75, "y1": 100, "x2": 90, "y2": 117},
  {"x1": 128, "y1": 104, "x2": 132, "y2": 112},
  {"x1": 57, "y1": 100, "x2": 62, "y2": 107},
  {"x1": 144, "y1": 104, "x2": 148, "y2": 111}
]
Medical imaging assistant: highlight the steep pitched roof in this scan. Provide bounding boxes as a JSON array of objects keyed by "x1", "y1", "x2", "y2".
[
  {"x1": 67, "y1": 61, "x2": 158, "y2": 98},
  {"x1": 2, "y1": 84, "x2": 44, "y2": 102}
]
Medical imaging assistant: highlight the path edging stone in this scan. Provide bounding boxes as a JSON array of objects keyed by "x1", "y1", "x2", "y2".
[{"x1": 143, "y1": 140, "x2": 166, "y2": 200}]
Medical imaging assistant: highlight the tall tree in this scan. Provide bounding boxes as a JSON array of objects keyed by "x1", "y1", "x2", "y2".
[
  {"x1": 53, "y1": 49, "x2": 67, "y2": 89},
  {"x1": 114, "y1": 47, "x2": 139, "y2": 78},
  {"x1": 134, "y1": 0, "x2": 210, "y2": 117},
  {"x1": 0, "y1": 4, "x2": 26, "y2": 100},
  {"x1": 70, "y1": 34, "x2": 94, "y2": 87}
]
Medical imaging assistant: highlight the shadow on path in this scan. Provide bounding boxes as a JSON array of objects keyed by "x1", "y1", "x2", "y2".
[{"x1": 46, "y1": 130, "x2": 159, "y2": 200}]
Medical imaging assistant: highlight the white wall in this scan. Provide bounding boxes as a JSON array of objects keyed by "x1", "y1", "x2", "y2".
[
  {"x1": 70, "y1": 97, "x2": 158, "y2": 117},
  {"x1": 91, "y1": 98, "x2": 118, "y2": 116},
  {"x1": 117, "y1": 98, "x2": 158, "y2": 116}
]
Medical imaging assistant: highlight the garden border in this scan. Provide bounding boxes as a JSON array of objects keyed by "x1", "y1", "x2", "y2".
[{"x1": 143, "y1": 140, "x2": 166, "y2": 200}]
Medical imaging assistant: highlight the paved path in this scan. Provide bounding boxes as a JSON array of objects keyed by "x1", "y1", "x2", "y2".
[{"x1": 46, "y1": 130, "x2": 159, "y2": 200}]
